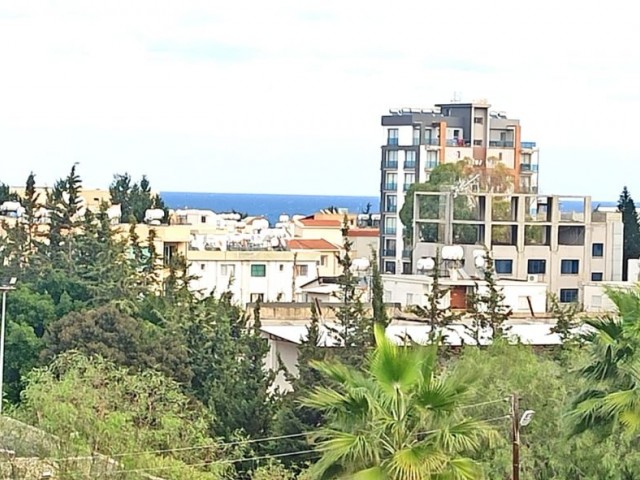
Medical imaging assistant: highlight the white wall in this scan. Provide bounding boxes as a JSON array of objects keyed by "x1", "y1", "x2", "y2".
[
  {"x1": 189, "y1": 259, "x2": 318, "y2": 305},
  {"x1": 263, "y1": 335, "x2": 299, "y2": 392}
]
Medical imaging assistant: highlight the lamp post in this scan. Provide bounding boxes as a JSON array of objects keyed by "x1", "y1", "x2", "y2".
[
  {"x1": 511, "y1": 393, "x2": 535, "y2": 480},
  {"x1": 0, "y1": 277, "x2": 17, "y2": 415}
]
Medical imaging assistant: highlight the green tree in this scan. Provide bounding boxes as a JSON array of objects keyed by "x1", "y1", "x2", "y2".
[
  {"x1": 369, "y1": 248, "x2": 389, "y2": 327},
  {"x1": 16, "y1": 352, "x2": 229, "y2": 479},
  {"x1": 42, "y1": 304, "x2": 193, "y2": 385},
  {"x1": 328, "y1": 217, "x2": 373, "y2": 368},
  {"x1": 549, "y1": 292, "x2": 581, "y2": 345},
  {"x1": 303, "y1": 324, "x2": 495, "y2": 479},
  {"x1": 570, "y1": 287, "x2": 640, "y2": 437},
  {"x1": 110, "y1": 173, "x2": 168, "y2": 224},
  {"x1": 466, "y1": 249, "x2": 512, "y2": 343},
  {"x1": 411, "y1": 248, "x2": 460, "y2": 342},
  {"x1": 618, "y1": 186, "x2": 640, "y2": 281},
  {"x1": 0, "y1": 181, "x2": 18, "y2": 203}
]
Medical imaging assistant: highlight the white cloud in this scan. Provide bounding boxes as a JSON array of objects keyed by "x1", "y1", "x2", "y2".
[{"x1": 0, "y1": 0, "x2": 639, "y2": 199}]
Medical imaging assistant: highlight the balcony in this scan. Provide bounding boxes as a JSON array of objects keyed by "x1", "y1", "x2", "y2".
[
  {"x1": 489, "y1": 140, "x2": 515, "y2": 148},
  {"x1": 446, "y1": 139, "x2": 471, "y2": 147},
  {"x1": 521, "y1": 141, "x2": 537, "y2": 150},
  {"x1": 388, "y1": 138, "x2": 398, "y2": 146},
  {"x1": 424, "y1": 160, "x2": 438, "y2": 170},
  {"x1": 383, "y1": 160, "x2": 398, "y2": 169},
  {"x1": 403, "y1": 183, "x2": 412, "y2": 192},
  {"x1": 424, "y1": 138, "x2": 439, "y2": 146},
  {"x1": 520, "y1": 163, "x2": 539, "y2": 173},
  {"x1": 403, "y1": 161, "x2": 416, "y2": 169},
  {"x1": 383, "y1": 248, "x2": 397, "y2": 257},
  {"x1": 384, "y1": 182, "x2": 397, "y2": 191},
  {"x1": 384, "y1": 204, "x2": 397, "y2": 213},
  {"x1": 402, "y1": 249, "x2": 412, "y2": 259},
  {"x1": 383, "y1": 227, "x2": 397, "y2": 235}
]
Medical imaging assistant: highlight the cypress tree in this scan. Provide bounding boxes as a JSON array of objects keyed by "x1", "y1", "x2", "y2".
[{"x1": 617, "y1": 186, "x2": 640, "y2": 280}]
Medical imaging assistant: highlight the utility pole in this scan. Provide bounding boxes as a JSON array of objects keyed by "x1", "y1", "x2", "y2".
[{"x1": 511, "y1": 393, "x2": 520, "y2": 480}]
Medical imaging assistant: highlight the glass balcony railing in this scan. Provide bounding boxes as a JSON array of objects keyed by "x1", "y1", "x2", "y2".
[
  {"x1": 423, "y1": 138, "x2": 439, "y2": 146},
  {"x1": 383, "y1": 227, "x2": 397, "y2": 235},
  {"x1": 383, "y1": 248, "x2": 397, "y2": 257},
  {"x1": 446, "y1": 139, "x2": 471, "y2": 147},
  {"x1": 384, "y1": 204, "x2": 397, "y2": 213},
  {"x1": 387, "y1": 138, "x2": 398, "y2": 146},
  {"x1": 521, "y1": 141, "x2": 537, "y2": 149},
  {"x1": 402, "y1": 249, "x2": 412, "y2": 259},
  {"x1": 403, "y1": 184, "x2": 412, "y2": 192},
  {"x1": 384, "y1": 160, "x2": 398, "y2": 169},
  {"x1": 520, "y1": 164, "x2": 539, "y2": 172},
  {"x1": 424, "y1": 161, "x2": 438, "y2": 170},
  {"x1": 384, "y1": 183, "x2": 397, "y2": 191},
  {"x1": 489, "y1": 140, "x2": 515, "y2": 148},
  {"x1": 403, "y1": 161, "x2": 416, "y2": 169}
]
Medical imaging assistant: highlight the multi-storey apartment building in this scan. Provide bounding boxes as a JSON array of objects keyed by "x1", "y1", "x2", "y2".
[
  {"x1": 379, "y1": 100, "x2": 539, "y2": 275},
  {"x1": 411, "y1": 192, "x2": 623, "y2": 303}
]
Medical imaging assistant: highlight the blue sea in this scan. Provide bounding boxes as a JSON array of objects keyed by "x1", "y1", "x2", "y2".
[
  {"x1": 161, "y1": 192, "x2": 379, "y2": 225},
  {"x1": 161, "y1": 192, "x2": 618, "y2": 226}
]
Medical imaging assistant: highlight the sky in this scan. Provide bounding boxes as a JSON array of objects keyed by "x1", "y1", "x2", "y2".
[{"x1": 0, "y1": 0, "x2": 639, "y2": 200}]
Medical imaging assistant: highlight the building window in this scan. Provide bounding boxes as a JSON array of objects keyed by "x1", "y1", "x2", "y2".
[
  {"x1": 221, "y1": 264, "x2": 235, "y2": 276},
  {"x1": 560, "y1": 288, "x2": 579, "y2": 303},
  {"x1": 498, "y1": 152, "x2": 503, "y2": 161},
  {"x1": 527, "y1": 259, "x2": 546, "y2": 274},
  {"x1": 385, "y1": 150, "x2": 398, "y2": 168},
  {"x1": 200, "y1": 215, "x2": 207, "y2": 223},
  {"x1": 250, "y1": 293, "x2": 264, "y2": 303},
  {"x1": 591, "y1": 272, "x2": 603, "y2": 281},
  {"x1": 384, "y1": 261, "x2": 396, "y2": 274},
  {"x1": 295, "y1": 264, "x2": 309, "y2": 276},
  {"x1": 402, "y1": 262, "x2": 412, "y2": 274},
  {"x1": 385, "y1": 194, "x2": 397, "y2": 213},
  {"x1": 251, "y1": 264, "x2": 266, "y2": 277},
  {"x1": 473, "y1": 139, "x2": 482, "y2": 146},
  {"x1": 406, "y1": 293, "x2": 414, "y2": 304},
  {"x1": 494, "y1": 259, "x2": 513, "y2": 274},
  {"x1": 384, "y1": 290, "x2": 392, "y2": 302},
  {"x1": 320, "y1": 255, "x2": 328, "y2": 266},
  {"x1": 403, "y1": 173, "x2": 415, "y2": 191},
  {"x1": 279, "y1": 264, "x2": 284, "y2": 271},
  {"x1": 384, "y1": 172, "x2": 397, "y2": 190},
  {"x1": 200, "y1": 263, "x2": 206, "y2": 271},
  {"x1": 384, "y1": 217, "x2": 397, "y2": 235},
  {"x1": 404, "y1": 150, "x2": 416, "y2": 168},
  {"x1": 561, "y1": 259, "x2": 580, "y2": 275},
  {"x1": 592, "y1": 243, "x2": 604, "y2": 257},
  {"x1": 387, "y1": 128, "x2": 398, "y2": 145},
  {"x1": 474, "y1": 117, "x2": 483, "y2": 125},
  {"x1": 412, "y1": 128, "x2": 420, "y2": 146}
]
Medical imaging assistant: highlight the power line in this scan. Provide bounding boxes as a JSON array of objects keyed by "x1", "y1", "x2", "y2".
[
  {"x1": 73, "y1": 398, "x2": 510, "y2": 461},
  {"x1": 103, "y1": 413, "x2": 513, "y2": 476}
]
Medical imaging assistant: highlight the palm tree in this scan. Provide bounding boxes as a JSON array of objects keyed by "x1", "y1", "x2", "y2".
[
  {"x1": 302, "y1": 324, "x2": 496, "y2": 479},
  {"x1": 571, "y1": 287, "x2": 640, "y2": 435}
]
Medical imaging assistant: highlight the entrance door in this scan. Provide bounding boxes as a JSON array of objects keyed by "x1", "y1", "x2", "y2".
[{"x1": 450, "y1": 286, "x2": 467, "y2": 310}]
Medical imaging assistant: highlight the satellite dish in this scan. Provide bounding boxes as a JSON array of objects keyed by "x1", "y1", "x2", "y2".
[
  {"x1": 442, "y1": 245, "x2": 464, "y2": 261},
  {"x1": 474, "y1": 255, "x2": 486, "y2": 269},
  {"x1": 416, "y1": 257, "x2": 435, "y2": 272}
]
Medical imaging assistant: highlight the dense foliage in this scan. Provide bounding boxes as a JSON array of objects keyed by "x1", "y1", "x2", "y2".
[{"x1": 2, "y1": 169, "x2": 640, "y2": 478}]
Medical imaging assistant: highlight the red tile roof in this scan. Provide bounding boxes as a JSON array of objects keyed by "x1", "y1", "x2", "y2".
[
  {"x1": 288, "y1": 239, "x2": 340, "y2": 250},
  {"x1": 348, "y1": 228, "x2": 379, "y2": 237},
  {"x1": 299, "y1": 218, "x2": 341, "y2": 227}
]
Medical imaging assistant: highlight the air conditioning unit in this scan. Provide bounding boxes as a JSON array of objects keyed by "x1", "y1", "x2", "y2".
[{"x1": 527, "y1": 274, "x2": 539, "y2": 283}]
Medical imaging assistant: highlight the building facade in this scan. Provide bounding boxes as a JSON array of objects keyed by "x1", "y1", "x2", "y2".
[
  {"x1": 411, "y1": 192, "x2": 623, "y2": 303},
  {"x1": 379, "y1": 101, "x2": 539, "y2": 275}
]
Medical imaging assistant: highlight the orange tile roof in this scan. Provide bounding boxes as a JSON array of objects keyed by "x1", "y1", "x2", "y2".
[
  {"x1": 348, "y1": 228, "x2": 379, "y2": 237},
  {"x1": 288, "y1": 239, "x2": 340, "y2": 250},
  {"x1": 299, "y1": 218, "x2": 341, "y2": 227}
]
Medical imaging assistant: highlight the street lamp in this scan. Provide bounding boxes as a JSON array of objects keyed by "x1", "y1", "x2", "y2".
[
  {"x1": 511, "y1": 393, "x2": 534, "y2": 480},
  {"x1": 0, "y1": 277, "x2": 17, "y2": 416}
]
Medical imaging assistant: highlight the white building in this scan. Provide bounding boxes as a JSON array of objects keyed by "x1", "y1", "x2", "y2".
[{"x1": 381, "y1": 274, "x2": 548, "y2": 315}]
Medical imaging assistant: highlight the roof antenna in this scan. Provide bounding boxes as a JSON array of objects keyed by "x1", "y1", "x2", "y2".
[{"x1": 451, "y1": 91, "x2": 462, "y2": 103}]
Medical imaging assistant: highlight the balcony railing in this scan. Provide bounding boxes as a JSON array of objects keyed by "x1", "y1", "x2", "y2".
[
  {"x1": 383, "y1": 227, "x2": 397, "y2": 235},
  {"x1": 489, "y1": 140, "x2": 515, "y2": 148},
  {"x1": 402, "y1": 249, "x2": 412, "y2": 259},
  {"x1": 384, "y1": 204, "x2": 397, "y2": 213},
  {"x1": 521, "y1": 141, "x2": 537, "y2": 149},
  {"x1": 403, "y1": 161, "x2": 416, "y2": 169},
  {"x1": 384, "y1": 183, "x2": 397, "y2": 191},
  {"x1": 424, "y1": 161, "x2": 438, "y2": 170},
  {"x1": 520, "y1": 164, "x2": 539, "y2": 172},
  {"x1": 384, "y1": 160, "x2": 398, "y2": 169},
  {"x1": 446, "y1": 139, "x2": 471, "y2": 147},
  {"x1": 403, "y1": 183, "x2": 412, "y2": 192},
  {"x1": 387, "y1": 138, "x2": 398, "y2": 146},
  {"x1": 424, "y1": 138, "x2": 440, "y2": 146},
  {"x1": 383, "y1": 249, "x2": 397, "y2": 257}
]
